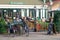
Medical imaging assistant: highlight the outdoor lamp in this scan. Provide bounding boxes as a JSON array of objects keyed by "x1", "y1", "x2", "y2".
[
  {"x1": 13, "y1": 10, "x2": 17, "y2": 12},
  {"x1": 4, "y1": 10, "x2": 7, "y2": 12}
]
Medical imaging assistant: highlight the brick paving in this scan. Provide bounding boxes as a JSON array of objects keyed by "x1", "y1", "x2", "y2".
[{"x1": 0, "y1": 32, "x2": 60, "y2": 40}]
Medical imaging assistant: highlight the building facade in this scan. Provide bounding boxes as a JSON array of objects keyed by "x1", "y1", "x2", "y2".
[
  {"x1": 0, "y1": 5, "x2": 48, "y2": 19},
  {"x1": 0, "y1": 0, "x2": 49, "y2": 20}
]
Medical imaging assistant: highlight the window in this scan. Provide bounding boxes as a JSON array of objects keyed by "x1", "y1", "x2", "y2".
[
  {"x1": 29, "y1": 9, "x2": 36, "y2": 18},
  {"x1": 39, "y1": 9, "x2": 41, "y2": 19},
  {"x1": 24, "y1": 9, "x2": 27, "y2": 17}
]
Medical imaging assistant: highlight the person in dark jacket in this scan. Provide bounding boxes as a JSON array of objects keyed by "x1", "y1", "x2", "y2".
[
  {"x1": 22, "y1": 17, "x2": 29, "y2": 36},
  {"x1": 24, "y1": 23, "x2": 29, "y2": 36},
  {"x1": 47, "y1": 22, "x2": 53, "y2": 34},
  {"x1": 47, "y1": 18, "x2": 56, "y2": 35}
]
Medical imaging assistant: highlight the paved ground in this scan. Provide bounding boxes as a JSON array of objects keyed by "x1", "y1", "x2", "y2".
[{"x1": 0, "y1": 32, "x2": 60, "y2": 40}]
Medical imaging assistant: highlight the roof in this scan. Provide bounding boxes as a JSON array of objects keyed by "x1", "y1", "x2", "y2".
[
  {"x1": 51, "y1": 1, "x2": 60, "y2": 11},
  {"x1": 47, "y1": 1, "x2": 60, "y2": 11},
  {"x1": 53, "y1": 0, "x2": 60, "y2": 1},
  {"x1": 0, "y1": 0, "x2": 43, "y2": 5}
]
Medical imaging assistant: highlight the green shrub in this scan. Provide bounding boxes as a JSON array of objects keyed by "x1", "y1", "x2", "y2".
[
  {"x1": 38, "y1": 20, "x2": 49, "y2": 30},
  {"x1": 54, "y1": 11, "x2": 60, "y2": 32},
  {"x1": 0, "y1": 18, "x2": 7, "y2": 34}
]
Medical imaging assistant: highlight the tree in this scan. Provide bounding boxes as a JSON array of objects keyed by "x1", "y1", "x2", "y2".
[
  {"x1": 41, "y1": 0, "x2": 54, "y2": 3},
  {"x1": 41, "y1": 0, "x2": 49, "y2": 3}
]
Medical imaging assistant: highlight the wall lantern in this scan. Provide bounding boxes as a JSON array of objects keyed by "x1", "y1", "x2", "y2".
[{"x1": 13, "y1": 10, "x2": 17, "y2": 12}]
